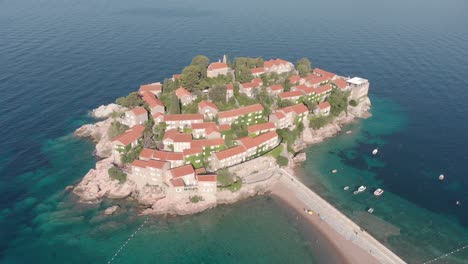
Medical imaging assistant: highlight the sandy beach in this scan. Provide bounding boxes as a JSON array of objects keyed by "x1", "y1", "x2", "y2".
[{"x1": 269, "y1": 169, "x2": 406, "y2": 264}]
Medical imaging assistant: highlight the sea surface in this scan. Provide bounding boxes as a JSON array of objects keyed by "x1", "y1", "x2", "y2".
[{"x1": 1, "y1": 0, "x2": 468, "y2": 263}]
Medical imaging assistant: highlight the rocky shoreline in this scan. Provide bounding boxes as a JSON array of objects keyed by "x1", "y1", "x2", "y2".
[{"x1": 72, "y1": 96, "x2": 371, "y2": 216}]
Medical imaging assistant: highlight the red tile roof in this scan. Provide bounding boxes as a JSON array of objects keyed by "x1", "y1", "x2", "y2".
[
  {"x1": 139, "y1": 82, "x2": 162, "y2": 93},
  {"x1": 146, "y1": 159, "x2": 169, "y2": 170},
  {"x1": 111, "y1": 125, "x2": 145, "y2": 145},
  {"x1": 197, "y1": 174, "x2": 217, "y2": 182},
  {"x1": 131, "y1": 106, "x2": 147, "y2": 116},
  {"x1": 142, "y1": 92, "x2": 164, "y2": 108},
  {"x1": 195, "y1": 168, "x2": 206, "y2": 175},
  {"x1": 291, "y1": 103, "x2": 308, "y2": 115},
  {"x1": 214, "y1": 145, "x2": 246, "y2": 160},
  {"x1": 172, "y1": 74, "x2": 181, "y2": 80},
  {"x1": 318, "y1": 101, "x2": 331, "y2": 110},
  {"x1": 302, "y1": 87, "x2": 315, "y2": 95},
  {"x1": 333, "y1": 78, "x2": 347, "y2": 89},
  {"x1": 192, "y1": 122, "x2": 217, "y2": 130},
  {"x1": 218, "y1": 104, "x2": 264, "y2": 119},
  {"x1": 164, "y1": 114, "x2": 203, "y2": 122},
  {"x1": 163, "y1": 131, "x2": 192, "y2": 142},
  {"x1": 250, "y1": 67, "x2": 265, "y2": 74},
  {"x1": 183, "y1": 147, "x2": 203, "y2": 157},
  {"x1": 152, "y1": 150, "x2": 184, "y2": 161},
  {"x1": 289, "y1": 75, "x2": 301, "y2": 84},
  {"x1": 308, "y1": 76, "x2": 330, "y2": 86},
  {"x1": 274, "y1": 111, "x2": 286, "y2": 119},
  {"x1": 226, "y1": 84, "x2": 233, "y2": 91},
  {"x1": 264, "y1": 58, "x2": 291, "y2": 69},
  {"x1": 169, "y1": 165, "x2": 194, "y2": 178},
  {"x1": 218, "y1": 124, "x2": 231, "y2": 131},
  {"x1": 139, "y1": 148, "x2": 154, "y2": 159},
  {"x1": 315, "y1": 84, "x2": 332, "y2": 94},
  {"x1": 205, "y1": 125, "x2": 219, "y2": 135},
  {"x1": 269, "y1": 84, "x2": 284, "y2": 91},
  {"x1": 152, "y1": 112, "x2": 164, "y2": 120},
  {"x1": 279, "y1": 90, "x2": 303, "y2": 99},
  {"x1": 237, "y1": 131, "x2": 278, "y2": 150},
  {"x1": 131, "y1": 160, "x2": 147, "y2": 168},
  {"x1": 170, "y1": 178, "x2": 185, "y2": 187},
  {"x1": 313, "y1": 68, "x2": 337, "y2": 79},
  {"x1": 252, "y1": 78, "x2": 263, "y2": 85},
  {"x1": 208, "y1": 62, "x2": 229, "y2": 71},
  {"x1": 295, "y1": 84, "x2": 309, "y2": 91},
  {"x1": 247, "y1": 122, "x2": 276, "y2": 133},
  {"x1": 175, "y1": 87, "x2": 192, "y2": 98},
  {"x1": 191, "y1": 138, "x2": 224, "y2": 148},
  {"x1": 248, "y1": 122, "x2": 276, "y2": 134},
  {"x1": 198, "y1": 100, "x2": 218, "y2": 111},
  {"x1": 240, "y1": 82, "x2": 259, "y2": 89}
]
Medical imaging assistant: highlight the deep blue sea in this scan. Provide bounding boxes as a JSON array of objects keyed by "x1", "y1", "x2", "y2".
[{"x1": 1, "y1": 0, "x2": 467, "y2": 263}]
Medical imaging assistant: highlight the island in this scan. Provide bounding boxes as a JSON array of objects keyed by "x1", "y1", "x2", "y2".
[{"x1": 73, "y1": 55, "x2": 404, "y2": 263}]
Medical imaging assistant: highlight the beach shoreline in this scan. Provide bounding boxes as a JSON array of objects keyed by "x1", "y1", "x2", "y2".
[{"x1": 269, "y1": 169, "x2": 406, "y2": 264}]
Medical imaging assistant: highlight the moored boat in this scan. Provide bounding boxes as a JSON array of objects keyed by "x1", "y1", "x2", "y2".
[
  {"x1": 372, "y1": 148, "x2": 378, "y2": 155},
  {"x1": 374, "y1": 188, "x2": 384, "y2": 196},
  {"x1": 439, "y1": 174, "x2": 445, "y2": 181},
  {"x1": 344, "y1": 186, "x2": 350, "y2": 191},
  {"x1": 346, "y1": 130, "x2": 352, "y2": 135},
  {"x1": 368, "y1": 208, "x2": 374, "y2": 213},
  {"x1": 331, "y1": 169, "x2": 338, "y2": 174},
  {"x1": 353, "y1": 185, "x2": 367, "y2": 194}
]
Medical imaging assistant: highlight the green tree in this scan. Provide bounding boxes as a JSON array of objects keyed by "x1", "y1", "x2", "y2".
[
  {"x1": 153, "y1": 122, "x2": 167, "y2": 141},
  {"x1": 115, "y1": 92, "x2": 144, "y2": 108},
  {"x1": 191, "y1": 55, "x2": 210, "y2": 69},
  {"x1": 163, "y1": 78, "x2": 178, "y2": 94},
  {"x1": 328, "y1": 89, "x2": 350, "y2": 117},
  {"x1": 277, "y1": 99, "x2": 294, "y2": 108},
  {"x1": 108, "y1": 121, "x2": 129, "y2": 139},
  {"x1": 349, "y1": 99, "x2": 358, "y2": 107},
  {"x1": 296, "y1": 58, "x2": 312, "y2": 77},
  {"x1": 108, "y1": 167, "x2": 127, "y2": 183},
  {"x1": 209, "y1": 84, "x2": 227, "y2": 103},
  {"x1": 168, "y1": 92, "x2": 181, "y2": 114},
  {"x1": 235, "y1": 65, "x2": 254, "y2": 83},
  {"x1": 276, "y1": 156, "x2": 289, "y2": 167},
  {"x1": 180, "y1": 65, "x2": 203, "y2": 91}
]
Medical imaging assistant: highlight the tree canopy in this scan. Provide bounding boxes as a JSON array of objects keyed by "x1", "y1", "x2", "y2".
[
  {"x1": 180, "y1": 65, "x2": 203, "y2": 91},
  {"x1": 115, "y1": 92, "x2": 144, "y2": 108},
  {"x1": 328, "y1": 89, "x2": 350, "y2": 117},
  {"x1": 209, "y1": 84, "x2": 227, "y2": 103},
  {"x1": 296, "y1": 58, "x2": 312, "y2": 77},
  {"x1": 235, "y1": 65, "x2": 254, "y2": 83}
]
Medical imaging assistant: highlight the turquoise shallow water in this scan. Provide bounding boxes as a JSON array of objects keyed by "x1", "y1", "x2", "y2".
[
  {"x1": 298, "y1": 98, "x2": 468, "y2": 263},
  {"x1": 1, "y1": 0, "x2": 468, "y2": 263}
]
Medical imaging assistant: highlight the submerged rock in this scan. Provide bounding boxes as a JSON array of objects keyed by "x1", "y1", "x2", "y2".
[{"x1": 104, "y1": 205, "x2": 119, "y2": 215}]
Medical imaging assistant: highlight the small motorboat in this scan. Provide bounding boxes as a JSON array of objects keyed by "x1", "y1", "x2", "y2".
[
  {"x1": 331, "y1": 169, "x2": 338, "y2": 174},
  {"x1": 456, "y1": 201, "x2": 460, "y2": 206},
  {"x1": 374, "y1": 188, "x2": 384, "y2": 196},
  {"x1": 372, "y1": 148, "x2": 378, "y2": 155},
  {"x1": 353, "y1": 185, "x2": 367, "y2": 194},
  {"x1": 439, "y1": 174, "x2": 445, "y2": 181},
  {"x1": 344, "y1": 186, "x2": 350, "y2": 191},
  {"x1": 367, "y1": 208, "x2": 374, "y2": 213},
  {"x1": 346, "y1": 130, "x2": 352, "y2": 135}
]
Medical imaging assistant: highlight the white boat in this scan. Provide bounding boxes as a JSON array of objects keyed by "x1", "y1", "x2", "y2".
[
  {"x1": 374, "y1": 188, "x2": 384, "y2": 196},
  {"x1": 372, "y1": 148, "x2": 378, "y2": 155},
  {"x1": 439, "y1": 174, "x2": 445, "y2": 181},
  {"x1": 353, "y1": 185, "x2": 367, "y2": 194},
  {"x1": 346, "y1": 130, "x2": 352, "y2": 135},
  {"x1": 368, "y1": 208, "x2": 374, "y2": 213},
  {"x1": 344, "y1": 186, "x2": 350, "y2": 191},
  {"x1": 331, "y1": 169, "x2": 338, "y2": 174}
]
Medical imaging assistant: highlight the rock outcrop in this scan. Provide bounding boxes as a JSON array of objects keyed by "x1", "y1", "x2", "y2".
[
  {"x1": 293, "y1": 152, "x2": 306, "y2": 163},
  {"x1": 75, "y1": 117, "x2": 113, "y2": 158},
  {"x1": 73, "y1": 157, "x2": 136, "y2": 203},
  {"x1": 104, "y1": 205, "x2": 120, "y2": 215},
  {"x1": 91, "y1": 103, "x2": 124, "y2": 119}
]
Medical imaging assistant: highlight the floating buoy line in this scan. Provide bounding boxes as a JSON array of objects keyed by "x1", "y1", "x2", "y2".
[
  {"x1": 422, "y1": 244, "x2": 468, "y2": 264},
  {"x1": 107, "y1": 216, "x2": 150, "y2": 264}
]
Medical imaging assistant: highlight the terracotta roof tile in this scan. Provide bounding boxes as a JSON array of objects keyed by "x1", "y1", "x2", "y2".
[
  {"x1": 214, "y1": 145, "x2": 246, "y2": 160},
  {"x1": 139, "y1": 82, "x2": 162, "y2": 93},
  {"x1": 208, "y1": 62, "x2": 229, "y2": 70},
  {"x1": 170, "y1": 178, "x2": 185, "y2": 187},
  {"x1": 237, "y1": 131, "x2": 278, "y2": 150},
  {"x1": 269, "y1": 84, "x2": 284, "y2": 91},
  {"x1": 250, "y1": 67, "x2": 265, "y2": 74},
  {"x1": 198, "y1": 100, "x2": 218, "y2": 110},
  {"x1": 111, "y1": 125, "x2": 145, "y2": 145},
  {"x1": 279, "y1": 90, "x2": 303, "y2": 99},
  {"x1": 218, "y1": 104, "x2": 263, "y2": 119},
  {"x1": 247, "y1": 122, "x2": 276, "y2": 134},
  {"x1": 175, "y1": 87, "x2": 192, "y2": 98},
  {"x1": 197, "y1": 174, "x2": 217, "y2": 182},
  {"x1": 182, "y1": 148, "x2": 203, "y2": 157},
  {"x1": 333, "y1": 78, "x2": 347, "y2": 89},
  {"x1": 164, "y1": 114, "x2": 203, "y2": 122},
  {"x1": 313, "y1": 68, "x2": 337, "y2": 79},
  {"x1": 191, "y1": 138, "x2": 224, "y2": 148},
  {"x1": 152, "y1": 150, "x2": 184, "y2": 161},
  {"x1": 264, "y1": 58, "x2": 291, "y2": 69},
  {"x1": 142, "y1": 92, "x2": 164, "y2": 108},
  {"x1": 318, "y1": 101, "x2": 331, "y2": 110},
  {"x1": 169, "y1": 165, "x2": 194, "y2": 178},
  {"x1": 315, "y1": 84, "x2": 332, "y2": 94},
  {"x1": 131, "y1": 106, "x2": 147, "y2": 116}
]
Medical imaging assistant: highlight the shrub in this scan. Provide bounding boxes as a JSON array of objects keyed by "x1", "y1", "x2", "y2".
[
  {"x1": 108, "y1": 167, "x2": 127, "y2": 183},
  {"x1": 189, "y1": 195, "x2": 204, "y2": 203},
  {"x1": 115, "y1": 92, "x2": 144, "y2": 108},
  {"x1": 309, "y1": 116, "x2": 333, "y2": 129},
  {"x1": 349, "y1": 99, "x2": 358, "y2": 107},
  {"x1": 108, "y1": 121, "x2": 129, "y2": 139},
  {"x1": 276, "y1": 155, "x2": 289, "y2": 167}
]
